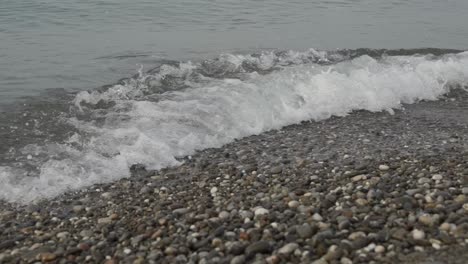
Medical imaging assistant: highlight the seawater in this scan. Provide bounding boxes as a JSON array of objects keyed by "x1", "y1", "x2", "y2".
[{"x1": 1, "y1": 0, "x2": 468, "y2": 102}]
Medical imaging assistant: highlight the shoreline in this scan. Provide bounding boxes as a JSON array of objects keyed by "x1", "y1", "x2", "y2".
[{"x1": 1, "y1": 90, "x2": 468, "y2": 263}]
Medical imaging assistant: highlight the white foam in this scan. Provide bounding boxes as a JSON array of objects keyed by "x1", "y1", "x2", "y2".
[{"x1": 1, "y1": 51, "x2": 468, "y2": 203}]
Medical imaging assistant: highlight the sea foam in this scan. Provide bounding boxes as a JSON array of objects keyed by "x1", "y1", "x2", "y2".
[{"x1": 1, "y1": 50, "x2": 467, "y2": 203}]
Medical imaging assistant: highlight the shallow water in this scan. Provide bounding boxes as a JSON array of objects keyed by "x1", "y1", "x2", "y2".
[{"x1": 1, "y1": 0, "x2": 468, "y2": 102}]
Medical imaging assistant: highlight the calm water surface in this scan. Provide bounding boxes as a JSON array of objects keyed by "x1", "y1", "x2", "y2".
[{"x1": 1, "y1": 0, "x2": 468, "y2": 103}]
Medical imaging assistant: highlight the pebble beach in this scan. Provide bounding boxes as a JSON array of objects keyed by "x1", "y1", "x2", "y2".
[{"x1": 1, "y1": 89, "x2": 467, "y2": 264}]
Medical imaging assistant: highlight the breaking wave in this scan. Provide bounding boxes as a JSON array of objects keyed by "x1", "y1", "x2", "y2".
[{"x1": 1, "y1": 48, "x2": 467, "y2": 203}]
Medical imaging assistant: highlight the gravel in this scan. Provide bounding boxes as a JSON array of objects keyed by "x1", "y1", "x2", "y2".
[{"x1": 0, "y1": 89, "x2": 467, "y2": 263}]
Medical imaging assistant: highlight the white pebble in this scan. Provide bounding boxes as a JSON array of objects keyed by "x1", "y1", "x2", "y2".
[
  {"x1": 312, "y1": 213, "x2": 323, "y2": 221},
  {"x1": 432, "y1": 174, "x2": 443, "y2": 180},
  {"x1": 254, "y1": 207, "x2": 269, "y2": 216},
  {"x1": 378, "y1": 164, "x2": 390, "y2": 171},
  {"x1": 375, "y1": 245, "x2": 385, "y2": 253},
  {"x1": 412, "y1": 229, "x2": 425, "y2": 240},
  {"x1": 288, "y1": 200, "x2": 300, "y2": 208},
  {"x1": 210, "y1": 187, "x2": 218, "y2": 194},
  {"x1": 218, "y1": 211, "x2": 230, "y2": 219},
  {"x1": 278, "y1": 243, "x2": 299, "y2": 255},
  {"x1": 340, "y1": 257, "x2": 353, "y2": 264}
]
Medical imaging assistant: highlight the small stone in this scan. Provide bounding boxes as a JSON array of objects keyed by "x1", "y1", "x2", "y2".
[
  {"x1": 463, "y1": 203, "x2": 468, "y2": 211},
  {"x1": 278, "y1": 243, "x2": 299, "y2": 255},
  {"x1": 164, "y1": 246, "x2": 177, "y2": 255},
  {"x1": 246, "y1": 241, "x2": 272, "y2": 256},
  {"x1": 418, "y1": 178, "x2": 431, "y2": 184},
  {"x1": 418, "y1": 214, "x2": 434, "y2": 226},
  {"x1": 351, "y1": 175, "x2": 365, "y2": 182},
  {"x1": 101, "y1": 192, "x2": 112, "y2": 199},
  {"x1": 348, "y1": 231, "x2": 366, "y2": 240},
  {"x1": 378, "y1": 165, "x2": 390, "y2": 171},
  {"x1": 463, "y1": 187, "x2": 468, "y2": 195},
  {"x1": 79, "y1": 230, "x2": 93, "y2": 237},
  {"x1": 98, "y1": 217, "x2": 112, "y2": 224},
  {"x1": 296, "y1": 223, "x2": 315, "y2": 239},
  {"x1": 312, "y1": 258, "x2": 328, "y2": 264},
  {"x1": 288, "y1": 200, "x2": 300, "y2": 209},
  {"x1": 173, "y1": 208, "x2": 189, "y2": 215},
  {"x1": 78, "y1": 243, "x2": 90, "y2": 251},
  {"x1": 219, "y1": 211, "x2": 230, "y2": 219},
  {"x1": 266, "y1": 255, "x2": 280, "y2": 264},
  {"x1": 340, "y1": 257, "x2": 353, "y2": 264},
  {"x1": 123, "y1": 248, "x2": 132, "y2": 255},
  {"x1": 406, "y1": 189, "x2": 420, "y2": 196},
  {"x1": 432, "y1": 242, "x2": 441, "y2": 250},
  {"x1": 239, "y1": 210, "x2": 253, "y2": 219},
  {"x1": 40, "y1": 253, "x2": 57, "y2": 262},
  {"x1": 56, "y1": 231, "x2": 69, "y2": 239},
  {"x1": 254, "y1": 207, "x2": 269, "y2": 216},
  {"x1": 355, "y1": 198, "x2": 368, "y2": 206},
  {"x1": 72, "y1": 205, "x2": 84, "y2": 213},
  {"x1": 312, "y1": 213, "x2": 323, "y2": 221},
  {"x1": 455, "y1": 195, "x2": 466, "y2": 203},
  {"x1": 110, "y1": 213, "x2": 119, "y2": 220},
  {"x1": 432, "y1": 174, "x2": 443, "y2": 180},
  {"x1": 212, "y1": 238, "x2": 223, "y2": 247},
  {"x1": 440, "y1": 222, "x2": 452, "y2": 231},
  {"x1": 374, "y1": 245, "x2": 385, "y2": 253},
  {"x1": 412, "y1": 229, "x2": 425, "y2": 240},
  {"x1": 230, "y1": 255, "x2": 246, "y2": 264},
  {"x1": 270, "y1": 166, "x2": 283, "y2": 174},
  {"x1": 210, "y1": 187, "x2": 218, "y2": 195}
]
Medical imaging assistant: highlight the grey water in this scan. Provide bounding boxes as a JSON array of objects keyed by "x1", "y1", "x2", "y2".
[{"x1": 1, "y1": 0, "x2": 468, "y2": 105}]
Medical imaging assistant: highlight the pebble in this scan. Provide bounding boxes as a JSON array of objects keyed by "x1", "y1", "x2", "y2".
[
  {"x1": 72, "y1": 205, "x2": 84, "y2": 213},
  {"x1": 173, "y1": 207, "x2": 189, "y2": 215},
  {"x1": 56, "y1": 231, "x2": 69, "y2": 239},
  {"x1": 296, "y1": 223, "x2": 315, "y2": 239},
  {"x1": 40, "y1": 253, "x2": 57, "y2": 262},
  {"x1": 349, "y1": 231, "x2": 366, "y2": 240},
  {"x1": 101, "y1": 192, "x2": 112, "y2": 199},
  {"x1": 219, "y1": 211, "x2": 230, "y2": 219},
  {"x1": 312, "y1": 258, "x2": 328, "y2": 264},
  {"x1": 418, "y1": 213, "x2": 435, "y2": 226},
  {"x1": 432, "y1": 174, "x2": 443, "y2": 180},
  {"x1": 412, "y1": 229, "x2": 425, "y2": 240},
  {"x1": 312, "y1": 213, "x2": 323, "y2": 221},
  {"x1": 375, "y1": 245, "x2": 385, "y2": 253},
  {"x1": 439, "y1": 222, "x2": 453, "y2": 231},
  {"x1": 278, "y1": 243, "x2": 299, "y2": 255},
  {"x1": 230, "y1": 255, "x2": 246, "y2": 264},
  {"x1": 288, "y1": 200, "x2": 300, "y2": 208},
  {"x1": 246, "y1": 241, "x2": 272, "y2": 256},
  {"x1": 378, "y1": 165, "x2": 390, "y2": 171},
  {"x1": 351, "y1": 175, "x2": 366, "y2": 182},
  {"x1": 270, "y1": 166, "x2": 283, "y2": 174},
  {"x1": 462, "y1": 187, "x2": 468, "y2": 195},
  {"x1": 254, "y1": 207, "x2": 269, "y2": 216},
  {"x1": 340, "y1": 257, "x2": 353, "y2": 264},
  {"x1": 355, "y1": 198, "x2": 368, "y2": 206},
  {"x1": 97, "y1": 217, "x2": 112, "y2": 224}
]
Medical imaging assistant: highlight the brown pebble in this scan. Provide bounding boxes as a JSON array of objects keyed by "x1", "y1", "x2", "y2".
[{"x1": 39, "y1": 252, "x2": 57, "y2": 262}]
